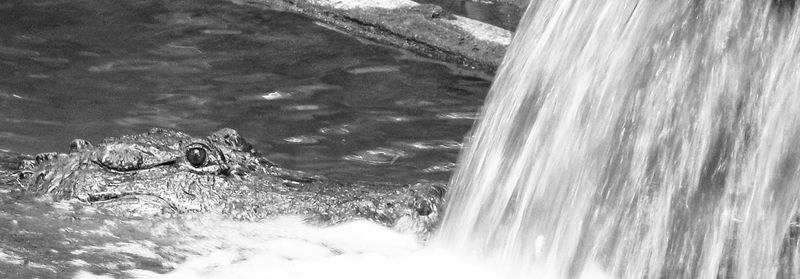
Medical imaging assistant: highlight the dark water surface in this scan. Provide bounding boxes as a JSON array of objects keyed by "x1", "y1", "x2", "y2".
[
  {"x1": 0, "y1": 0, "x2": 490, "y2": 277},
  {"x1": 0, "y1": 0, "x2": 490, "y2": 184}
]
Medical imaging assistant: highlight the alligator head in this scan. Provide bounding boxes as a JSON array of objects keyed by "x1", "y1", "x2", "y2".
[{"x1": 16, "y1": 128, "x2": 445, "y2": 234}]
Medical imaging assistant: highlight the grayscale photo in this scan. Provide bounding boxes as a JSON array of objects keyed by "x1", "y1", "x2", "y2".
[{"x1": 0, "y1": 0, "x2": 798, "y2": 278}]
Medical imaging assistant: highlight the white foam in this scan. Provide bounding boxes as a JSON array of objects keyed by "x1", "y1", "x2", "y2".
[{"x1": 71, "y1": 216, "x2": 612, "y2": 279}]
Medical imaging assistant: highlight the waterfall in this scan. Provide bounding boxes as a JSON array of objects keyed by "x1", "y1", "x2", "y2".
[{"x1": 436, "y1": 0, "x2": 800, "y2": 278}]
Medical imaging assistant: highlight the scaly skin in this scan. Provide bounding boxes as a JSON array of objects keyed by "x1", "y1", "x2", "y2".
[{"x1": 8, "y1": 128, "x2": 445, "y2": 234}]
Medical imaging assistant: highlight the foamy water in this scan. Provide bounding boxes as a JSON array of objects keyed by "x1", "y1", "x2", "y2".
[
  {"x1": 69, "y1": 216, "x2": 612, "y2": 279},
  {"x1": 70, "y1": 216, "x2": 500, "y2": 279}
]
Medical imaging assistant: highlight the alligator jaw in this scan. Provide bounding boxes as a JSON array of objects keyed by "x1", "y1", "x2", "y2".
[
  {"x1": 92, "y1": 158, "x2": 178, "y2": 173},
  {"x1": 81, "y1": 192, "x2": 180, "y2": 217}
]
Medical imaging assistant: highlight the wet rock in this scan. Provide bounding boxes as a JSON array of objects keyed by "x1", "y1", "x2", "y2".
[
  {"x1": 233, "y1": 0, "x2": 513, "y2": 72},
  {"x1": 410, "y1": 3, "x2": 451, "y2": 19}
]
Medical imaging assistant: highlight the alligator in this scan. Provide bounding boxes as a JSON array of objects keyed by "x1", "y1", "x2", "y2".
[{"x1": 2, "y1": 128, "x2": 445, "y2": 234}]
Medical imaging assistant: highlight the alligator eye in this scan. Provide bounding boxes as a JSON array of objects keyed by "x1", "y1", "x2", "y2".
[{"x1": 186, "y1": 147, "x2": 207, "y2": 168}]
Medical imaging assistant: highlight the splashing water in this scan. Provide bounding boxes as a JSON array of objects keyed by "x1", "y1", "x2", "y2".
[{"x1": 436, "y1": 0, "x2": 800, "y2": 278}]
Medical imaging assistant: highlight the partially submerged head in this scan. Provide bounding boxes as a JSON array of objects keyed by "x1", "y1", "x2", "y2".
[{"x1": 18, "y1": 128, "x2": 444, "y2": 233}]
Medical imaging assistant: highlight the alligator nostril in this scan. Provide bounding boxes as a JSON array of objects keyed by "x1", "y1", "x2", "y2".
[
  {"x1": 18, "y1": 160, "x2": 36, "y2": 170},
  {"x1": 35, "y1": 153, "x2": 58, "y2": 164},
  {"x1": 416, "y1": 201, "x2": 433, "y2": 216},
  {"x1": 69, "y1": 139, "x2": 93, "y2": 153}
]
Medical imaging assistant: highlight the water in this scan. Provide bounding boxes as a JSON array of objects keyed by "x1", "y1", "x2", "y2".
[
  {"x1": 0, "y1": 190, "x2": 486, "y2": 279},
  {"x1": 0, "y1": 0, "x2": 490, "y2": 184},
  {"x1": 438, "y1": 0, "x2": 800, "y2": 278},
  {"x1": 0, "y1": 0, "x2": 493, "y2": 277}
]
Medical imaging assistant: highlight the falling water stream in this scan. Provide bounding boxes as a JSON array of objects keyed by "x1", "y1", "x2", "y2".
[{"x1": 438, "y1": 0, "x2": 800, "y2": 278}]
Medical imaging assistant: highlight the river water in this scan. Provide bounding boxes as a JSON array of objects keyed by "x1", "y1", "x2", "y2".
[
  {"x1": 438, "y1": 0, "x2": 800, "y2": 278},
  {"x1": 0, "y1": 0, "x2": 490, "y2": 184},
  {"x1": 0, "y1": 0, "x2": 492, "y2": 278}
]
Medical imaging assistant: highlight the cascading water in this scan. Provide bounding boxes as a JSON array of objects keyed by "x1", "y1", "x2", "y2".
[{"x1": 436, "y1": 0, "x2": 800, "y2": 278}]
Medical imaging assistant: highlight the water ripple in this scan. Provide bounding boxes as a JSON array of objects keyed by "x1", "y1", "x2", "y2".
[
  {"x1": 373, "y1": 114, "x2": 416, "y2": 122},
  {"x1": 0, "y1": 45, "x2": 40, "y2": 57},
  {"x1": 212, "y1": 73, "x2": 280, "y2": 83},
  {"x1": 281, "y1": 104, "x2": 321, "y2": 111},
  {"x1": 0, "y1": 131, "x2": 41, "y2": 143},
  {"x1": 156, "y1": 12, "x2": 224, "y2": 26},
  {"x1": 422, "y1": 161, "x2": 456, "y2": 173},
  {"x1": 89, "y1": 60, "x2": 209, "y2": 74},
  {"x1": 283, "y1": 135, "x2": 326, "y2": 144},
  {"x1": 346, "y1": 65, "x2": 400, "y2": 75},
  {"x1": 201, "y1": 29, "x2": 243, "y2": 35},
  {"x1": 149, "y1": 44, "x2": 203, "y2": 57},
  {"x1": 435, "y1": 112, "x2": 478, "y2": 120},
  {"x1": 30, "y1": 57, "x2": 71, "y2": 64},
  {"x1": 342, "y1": 148, "x2": 409, "y2": 165},
  {"x1": 0, "y1": 117, "x2": 62, "y2": 126},
  {"x1": 393, "y1": 98, "x2": 438, "y2": 108},
  {"x1": 318, "y1": 124, "x2": 354, "y2": 135},
  {"x1": 395, "y1": 140, "x2": 462, "y2": 150}
]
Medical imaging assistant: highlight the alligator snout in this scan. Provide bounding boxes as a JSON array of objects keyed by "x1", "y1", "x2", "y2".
[{"x1": 388, "y1": 182, "x2": 446, "y2": 234}]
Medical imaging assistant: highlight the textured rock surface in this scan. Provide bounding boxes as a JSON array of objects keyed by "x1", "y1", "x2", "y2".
[{"x1": 232, "y1": 0, "x2": 514, "y2": 71}]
